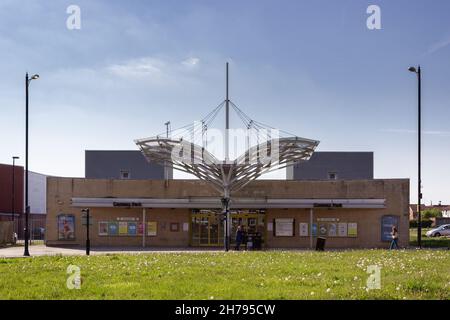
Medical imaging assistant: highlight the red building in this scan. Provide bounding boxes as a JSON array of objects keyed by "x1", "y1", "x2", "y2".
[{"x1": 0, "y1": 163, "x2": 24, "y2": 221}]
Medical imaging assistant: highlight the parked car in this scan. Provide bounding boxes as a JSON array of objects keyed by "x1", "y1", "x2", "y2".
[{"x1": 426, "y1": 224, "x2": 450, "y2": 237}]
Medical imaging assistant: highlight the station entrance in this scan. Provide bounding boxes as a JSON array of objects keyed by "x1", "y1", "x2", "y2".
[{"x1": 190, "y1": 209, "x2": 266, "y2": 247}]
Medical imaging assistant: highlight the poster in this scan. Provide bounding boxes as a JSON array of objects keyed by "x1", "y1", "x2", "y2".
[
  {"x1": 275, "y1": 218, "x2": 294, "y2": 236},
  {"x1": 137, "y1": 222, "x2": 144, "y2": 235},
  {"x1": 312, "y1": 223, "x2": 318, "y2": 236},
  {"x1": 183, "y1": 222, "x2": 189, "y2": 232},
  {"x1": 381, "y1": 215, "x2": 399, "y2": 242},
  {"x1": 147, "y1": 222, "x2": 157, "y2": 236},
  {"x1": 267, "y1": 222, "x2": 273, "y2": 232},
  {"x1": 108, "y1": 222, "x2": 118, "y2": 235},
  {"x1": 119, "y1": 221, "x2": 128, "y2": 235},
  {"x1": 98, "y1": 221, "x2": 109, "y2": 236},
  {"x1": 319, "y1": 223, "x2": 327, "y2": 236},
  {"x1": 57, "y1": 215, "x2": 75, "y2": 240},
  {"x1": 299, "y1": 223, "x2": 308, "y2": 237},
  {"x1": 128, "y1": 222, "x2": 137, "y2": 235},
  {"x1": 347, "y1": 223, "x2": 358, "y2": 237},
  {"x1": 338, "y1": 223, "x2": 347, "y2": 237},
  {"x1": 328, "y1": 223, "x2": 337, "y2": 237}
]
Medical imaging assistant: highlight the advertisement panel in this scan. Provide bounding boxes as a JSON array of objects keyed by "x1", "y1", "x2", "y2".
[
  {"x1": 57, "y1": 214, "x2": 75, "y2": 240},
  {"x1": 381, "y1": 215, "x2": 399, "y2": 241},
  {"x1": 275, "y1": 218, "x2": 294, "y2": 236},
  {"x1": 299, "y1": 223, "x2": 308, "y2": 237},
  {"x1": 147, "y1": 222, "x2": 157, "y2": 236},
  {"x1": 347, "y1": 223, "x2": 358, "y2": 237}
]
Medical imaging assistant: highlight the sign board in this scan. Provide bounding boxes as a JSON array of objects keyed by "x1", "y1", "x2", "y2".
[
  {"x1": 299, "y1": 223, "x2": 308, "y2": 237},
  {"x1": 81, "y1": 215, "x2": 93, "y2": 226},
  {"x1": 108, "y1": 222, "x2": 118, "y2": 235},
  {"x1": 381, "y1": 215, "x2": 399, "y2": 242},
  {"x1": 338, "y1": 223, "x2": 347, "y2": 237},
  {"x1": 147, "y1": 222, "x2": 157, "y2": 236},
  {"x1": 98, "y1": 221, "x2": 108, "y2": 236},
  {"x1": 128, "y1": 222, "x2": 137, "y2": 235},
  {"x1": 317, "y1": 218, "x2": 340, "y2": 222},
  {"x1": 275, "y1": 218, "x2": 294, "y2": 237},
  {"x1": 328, "y1": 223, "x2": 337, "y2": 237},
  {"x1": 57, "y1": 214, "x2": 75, "y2": 240},
  {"x1": 119, "y1": 221, "x2": 128, "y2": 235},
  {"x1": 347, "y1": 223, "x2": 358, "y2": 237},
  {"x1": 311, "y1": 223, "x2": 318, "y2": 237}
]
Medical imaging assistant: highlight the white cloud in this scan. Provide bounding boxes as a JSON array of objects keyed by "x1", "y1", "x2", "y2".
[
  {"x1": 425, "y1": 36, "x2": 450, "y2": 55},
  {"x1": 182, "y1": 57, "x2": 200, "y2": 67},
  {"x1": 107, "y1": 57, "x2": 164, "y2": 78}
]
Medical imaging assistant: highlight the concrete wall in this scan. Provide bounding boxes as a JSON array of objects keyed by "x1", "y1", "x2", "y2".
[
  {"x1": 46, "y1": 177, "x2": 409, "y2": 248},
  {"x1": 85, "y1": 150, "x2": 172, "y2": 180},
  {"x1": 287, "y1": 152, "x2": 374, "y2": 180}
]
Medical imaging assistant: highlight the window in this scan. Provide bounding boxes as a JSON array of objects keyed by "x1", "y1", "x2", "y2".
[
  {"x1": 120, "y1": 170, "x2": 130, "y2": 179},
  {"x1": 328, "y1": 172, "x2": 337, "y2": 180}
]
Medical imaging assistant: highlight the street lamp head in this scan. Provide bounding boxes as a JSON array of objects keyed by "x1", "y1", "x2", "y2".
[
  {"x1": 408, "y1": 67, "x2": 417, "y2": 73},
  {"x1": 12, "y1": 156, "x2": 19, "y2": 160},
  {"x1": 31, "y1": 74, "x2": 39, "y2": 80}
]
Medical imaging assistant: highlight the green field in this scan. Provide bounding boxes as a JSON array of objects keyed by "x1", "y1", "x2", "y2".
[
  {"x1": 1, "y1": 250, "x2": 449, "y2": 300},
  {"x1": 410, "y1": 228, "x2": 450, "y2": 248}
]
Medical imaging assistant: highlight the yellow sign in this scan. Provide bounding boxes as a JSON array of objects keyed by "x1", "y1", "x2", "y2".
[
  {"x1": 347, "y1": 223, "x2": 358, "y2": 237},
  {"x1": 147, "y1": 222, "x2": 157, "y2": 236},
  {"x1": 119, "y1": 221, "x2": 128, "y2": 235}
]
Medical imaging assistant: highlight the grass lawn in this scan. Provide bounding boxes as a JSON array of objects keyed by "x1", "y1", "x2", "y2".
[
  {"x1": 0, "y1": 250, "x2": 449, "y2": 300},
  {"x1": 410, "y1": 228, "x2": 450, "y2": 248}
]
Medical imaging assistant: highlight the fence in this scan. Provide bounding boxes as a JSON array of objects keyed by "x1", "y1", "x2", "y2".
[
  {"x1": 13, "y1": 215, "x2": 46, "y2": 242},
  {"x1": 0, "y1": 221, "x2": 14, "y2": 245}
]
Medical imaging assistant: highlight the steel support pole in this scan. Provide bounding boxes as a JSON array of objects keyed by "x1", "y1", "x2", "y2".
[
  {"x1": 24, "y1": 73, "x2": 30, "y2": 257},
  {"x1": 225, "y1": 62, "x2": 229, "y2": 161},
  {"x1": 85, "y1": 208, "x2": 90, "y2": 255},
  {"x1": 12, "y1": 158, "x2": 16, "y2": 222},
  {"x1": 417, "y1": 66, "x2": 422, "y2": 248}
]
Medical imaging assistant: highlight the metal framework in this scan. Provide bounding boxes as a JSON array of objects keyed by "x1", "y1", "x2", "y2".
[
  {"x1": 135, "y1": 63, "x2": 319, "y2": 251},
  {"x1": 135, "y1": 136, "x2": 318, "y2": 194}
]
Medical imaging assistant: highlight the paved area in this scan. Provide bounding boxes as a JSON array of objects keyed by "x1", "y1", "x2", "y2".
[
  {"x1": 1, "y1": 245, "x2": 448, "y2": 258},
  {"x1": 0, "y1": 245, "x2": 224, "y2": 258}
]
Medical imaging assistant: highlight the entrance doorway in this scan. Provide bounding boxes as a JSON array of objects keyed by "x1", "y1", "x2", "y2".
[{"x1": 190, "y1": 209, "x2": 265, "y2": 247}]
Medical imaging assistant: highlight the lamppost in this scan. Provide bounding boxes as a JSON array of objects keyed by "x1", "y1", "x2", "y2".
[
  {"x1": 82, "y1": 208, "x2": 90, "y2": 255},
  {"x1": 408, "y1": 65, "x2": 422, "y2": 248},
  {"x1": 24, "y1": 72, "x2": 39, "y2": 257},
  {"x1": 11, "y1": 156, "x2": 19, "y2": 223}
]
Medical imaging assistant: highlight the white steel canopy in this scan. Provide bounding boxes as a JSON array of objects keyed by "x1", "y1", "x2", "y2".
[
  {"x1": 136, "y1": 64, "x2": 319, "y2": 195},
  {"x1": 135, "y1": 63, "x2": 319, "y2": 250},
  {"x1": 135, "y1": 136, "x2": 318, "y2": 194}
]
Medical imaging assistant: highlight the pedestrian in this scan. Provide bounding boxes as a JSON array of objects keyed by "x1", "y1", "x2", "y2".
[
  {"x1": 389, "y1": 226, "x2": 399, "y2": 249},
  {"x1": 235, "y1": 225, "x2": 244, "y2": 251}
]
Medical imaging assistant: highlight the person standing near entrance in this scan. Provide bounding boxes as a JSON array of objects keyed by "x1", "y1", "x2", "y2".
[
  {"x1": 235, "y1": 225, "x2": 244, "y2": 251},
  {"x1": 389, "y1": 226, "x2": 399, "y2": 249}
]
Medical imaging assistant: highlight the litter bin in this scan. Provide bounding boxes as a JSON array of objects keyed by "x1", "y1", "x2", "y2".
[{"x1": 316, "y1": 237, "x2": 326, "y2": 251}]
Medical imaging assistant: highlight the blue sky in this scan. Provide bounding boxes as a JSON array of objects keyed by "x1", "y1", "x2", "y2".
[{"x1": 1, "y1": 0, "x2": 449, "y2": 204}]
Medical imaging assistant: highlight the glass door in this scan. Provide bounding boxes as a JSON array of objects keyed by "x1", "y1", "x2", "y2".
[{"x1": 191, "y1": 212, "x2": 223, "y2": 246}]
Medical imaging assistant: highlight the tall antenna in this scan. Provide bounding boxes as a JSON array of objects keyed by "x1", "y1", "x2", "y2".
[{"x1": 225, "y1": 62, "x2": 229, "y2": 161}]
